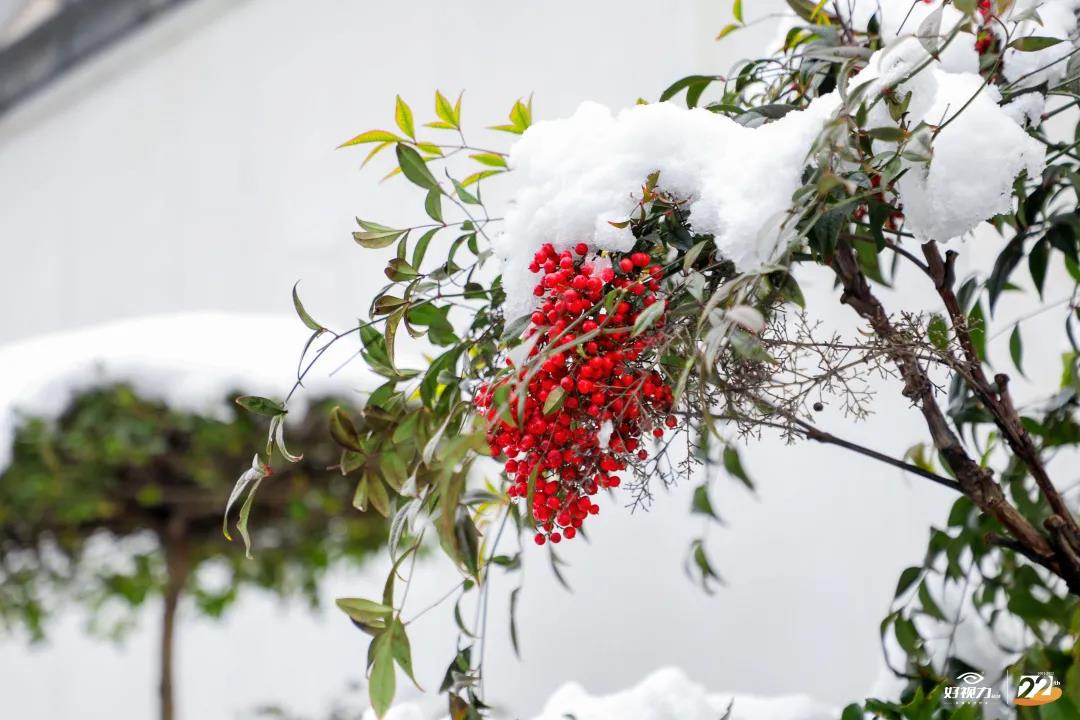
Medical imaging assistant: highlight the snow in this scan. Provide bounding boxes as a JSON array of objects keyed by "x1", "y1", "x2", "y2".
[
  {"x1": 363, "y1": 668, "x2": 834, "y2": 720},
  {"x1": 497, "y1": 99, "x2": 836, "y2": 318},
  {"x1": 0, "y1": 313, "x2": 375, "y2": 474},
  {"x1": 880, "y1": 64, "x2": 1046, "y2": 241},
  {"x1": 530, "y1": 668, "x2": 834, "y2": 720},
  {"x1": 496, "y1": 1, "x2": 1077, "y2": 316},
  {"x1": 1003, "y1": 92, "x2": 1048, "y2": 127}
]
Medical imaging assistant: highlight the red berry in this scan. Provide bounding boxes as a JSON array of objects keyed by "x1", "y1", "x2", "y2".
[
  {"x1": 534, "y1": 533, "x2": 546, "y2": 546},
  {"x1": 575, "y1": 243, "x2": 588, "y2": 256}
]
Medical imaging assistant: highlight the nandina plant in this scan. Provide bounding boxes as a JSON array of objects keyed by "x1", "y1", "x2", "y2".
[{"x1": 233, "y1": 2, "x2": 1080, "y2": 717}]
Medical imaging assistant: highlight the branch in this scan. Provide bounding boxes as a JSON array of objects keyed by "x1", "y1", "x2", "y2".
[
  {"x1": 829, "y1": 240, "x2": 1059, "y2": 569},
  {"x1": 921, "y1": 241, "x2": 1080, "y2": 540},
  {"x1": 797, "y1": 423, "x2": 961, "y2": 493}
]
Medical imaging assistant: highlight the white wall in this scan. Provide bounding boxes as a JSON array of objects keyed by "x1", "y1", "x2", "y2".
[{"x1": 1, "y1": 1, "x2": 1053, "y2": 719}]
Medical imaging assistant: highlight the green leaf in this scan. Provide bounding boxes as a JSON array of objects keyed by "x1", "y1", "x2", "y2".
[
  {"x1": 390, "y1": 618, "x2": 422, "y2": 690},
  {"x1": 867, "y1": 126, "x2": 906, "y2": 142},
  {"x1": 1009, "y1": 35, "x2": 1065, "y2": 52},
  {"x1": 424, "y1": 188, "x2": 444, "y2": 224},
  {"x1": 682, "y1": 240, "x2": 710, "y2": 272},
  {"x1": 777, "y1": 273, "x2": 806, "y2": 308},
  {"x1": 543, "y1": 385, "x2": 566, "y2": 415},
  {"x1": 396, "y1": 144, "x2": 440, "y2": 191},
  {"x1": 686, "y1": 538, "x2": 723, "y2": 593},
  {"x1": 631, "y1": 301, "x2": 665, "y2": 337},
  {"x1": 412, "y1": 228, "x2": 439, "y2": 269},
  {"x1": 235, "y1": 396, "x2": 286, "y2": 417},
  {"x1": 509, "y1": 586, "x2": 522, "y2": 658},
  {"x1": 336, "y1": 597, "x2": 393, "y2": 624},
  {"x1": 1010, "y1": 325, "x2": 1025, "y2": 377},
  {"x1": 732, "y1": 0, "x2": 743, "y2": 22},
  {"x1": 691, "y1": 484, "x2": 720, "y2": 521},
  {"x1": 329, "y1": 406, "x2": 364, "y2": 452},
  {"x1": 501, "y1": 314, "x2": 532, "y2": 343},
  {"x1": 354, "y1": 220, "x2": 406, "y2": 249},
  {"x1": 1066, "y1": 255, "x2": 1080, "y2": 283},
  {"x1": 659, "y1": 75, "x2": 716, "y2": 105},
  {"x1": 369, "y1": 631, "x2": 396, "y2": 718},
  {"x1": 291, "y1": 282, "x2": 324, "y2": 332},
  {"x1": 436, "y1": 472, "x2": 469, "y2": 572},
  {"x1": 894, "y1": 566, "x2": 921, "y2": 598},
  {"x1": 1029, "y1": 238, "x2": 1049, "y2": 296},
  {"x1": 786, "y1": 0, "x2": 830, "y2": 22},
  {"x1": 352, "y1": 477, "x2": 369, "y2": 510},
  {"x1": 452, "y1": 179, "x2": 481, "y2": 205},
  {"x1": 394, "y1": 95, "x2": 415, "y2": 138},
  {"x1": 339, "y1": 129, "x2": 401, "y2": 148},
  {"x1": 928, "y1": 314, "x2": 949, "y2": 351},
  {"x1": 722, "y1": 446, "x2": 753, "y2": 490},
  {"x1": 368, "y1": 477, "x2": 391, "y2": 517},
  {"x1": 385, "y1": 258, "x2": 419, "y2": 282}
]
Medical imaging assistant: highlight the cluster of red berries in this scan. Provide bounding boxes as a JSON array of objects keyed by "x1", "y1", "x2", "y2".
[{"x1": 476, "y1": 242, "x2": 678, "y2": 545}]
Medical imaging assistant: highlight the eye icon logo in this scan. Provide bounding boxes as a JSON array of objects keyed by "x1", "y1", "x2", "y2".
[
  {"x1": 1014, "y1": 673, "x2": 1062, "y2": 707},
  {"x1": 945, "y1": 672, "x2": 1000, "y2": 704}
]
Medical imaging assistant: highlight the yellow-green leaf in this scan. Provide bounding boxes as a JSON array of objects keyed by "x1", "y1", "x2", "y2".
[
  {"x1": 435, "y1": 90, "x2": 458, "y2": 129},
  {"x1": 361, "y1": 140, "x2": 393, "y2": 167},
  {"x1": 394, "y1": 95, "x2": 415, "y2": 139},
  {"x1": 470, "y1": 152, "x2": 508, "y2": 168},
  {"x1": 339, "y1": 129, "x2": 400, "y2": 148},
  {"x1": 461, "y1": 169, "x2": 502, "y2": 187},
  {"x1": 716, "y1": 23, "x2": 741, "y2": 40},
  {"x1": 509, "y1": 98, "x2": 532, "y2": 131}
]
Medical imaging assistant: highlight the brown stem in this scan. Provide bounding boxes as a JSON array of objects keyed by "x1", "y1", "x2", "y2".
[
  {"x1": 161, "y1": 515, "x2": 191, "y2": 720},
  {"x1": 921, "y1": 241, "x2": 1079, "y2": 539},
  {"x1": 829, "y1": 241, "x2": 1060, "y2": 573}
]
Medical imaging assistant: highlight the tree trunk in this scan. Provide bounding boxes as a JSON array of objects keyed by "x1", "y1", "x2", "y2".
[{"x1": 161, "y1": 516, "x2": 191, "y2": 720}]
